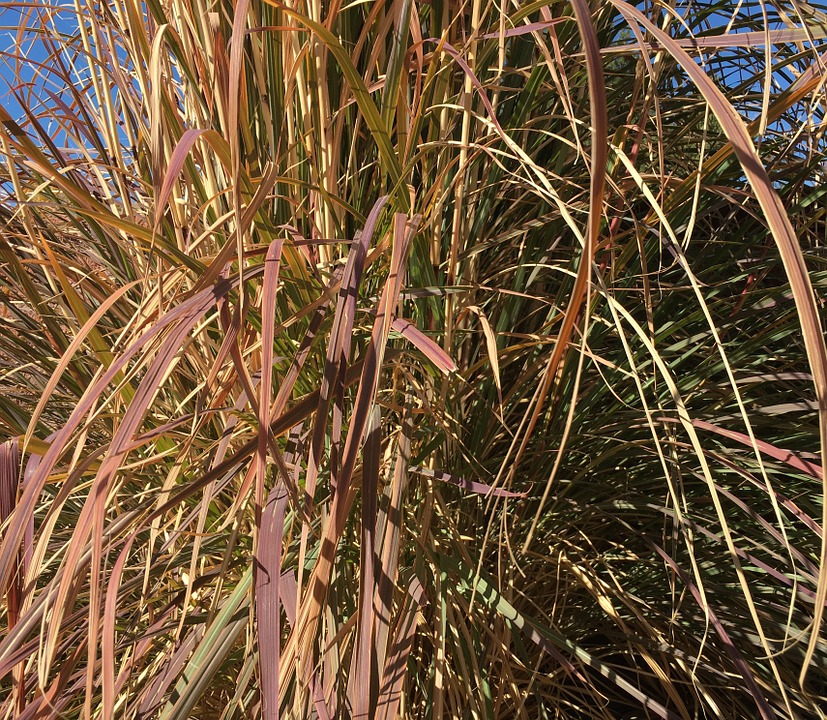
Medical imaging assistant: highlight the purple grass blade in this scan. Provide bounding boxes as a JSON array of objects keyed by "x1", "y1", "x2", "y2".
[
  {"x1": 649, "y1": 543, "x2": 778, "y2": 720},
  {"x1": 256, "y1": 481, "x2": 289, "y2": 720},
  {"x1": 409, "y1": 466, "x2": 528, "y2": 498},
  {"x1": 257, "y1": 238, "x2": 284, "y2": 515},
  {"x1": 102, "y1": 533, "x2": 137, "y2": 719}
]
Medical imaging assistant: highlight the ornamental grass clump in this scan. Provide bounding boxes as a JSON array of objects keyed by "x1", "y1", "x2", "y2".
[{"x1": 1, "y1": 0, "x2": 826, "y2": 717}]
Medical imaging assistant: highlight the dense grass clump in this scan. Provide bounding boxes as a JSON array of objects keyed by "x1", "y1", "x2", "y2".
[{"x1": 1, "y1": 0, "x2": 826, "y2": 717}]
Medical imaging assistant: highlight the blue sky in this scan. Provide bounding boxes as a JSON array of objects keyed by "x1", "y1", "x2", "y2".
[
  {"x1": 1, "y1": 2, "x2": 825, "y2": 144},
  {"x1": 1, "y1": 3, "x2": 64, "y2": 119}
]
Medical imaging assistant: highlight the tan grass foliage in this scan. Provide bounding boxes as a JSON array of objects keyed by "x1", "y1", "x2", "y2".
[{"x1": 1, "y1": 0, "x2": 826, "y2": 717}]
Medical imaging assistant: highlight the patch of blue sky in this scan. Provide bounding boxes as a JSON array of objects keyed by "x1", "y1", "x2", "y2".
[
  {"x1": 0, "y1": 2, "x2": 143, "y2": 159},
  {"x1": 1, "y1": 1, "x2": 823, "y2": 180},
  {"x1": 633, "y1": 2, "x2": 826, "y2": 140},
  {"x1": 1, "y1": 3, "x2": 76, "y2": 120},
  {"x1": 0, "y1": 2, "x2": 156, "y2": 212}
]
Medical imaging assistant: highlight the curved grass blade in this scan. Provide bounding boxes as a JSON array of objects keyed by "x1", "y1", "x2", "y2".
[{"x1": 610, "y1": 1, "x2": 827, "y2": 686}]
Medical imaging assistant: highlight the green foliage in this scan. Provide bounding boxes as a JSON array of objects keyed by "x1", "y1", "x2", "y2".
[{"x1": 1, "y1": 0, "x2": 826, "y2": 717}]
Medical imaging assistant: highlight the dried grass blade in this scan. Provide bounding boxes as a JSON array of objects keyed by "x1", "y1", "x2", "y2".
[
  {"x1": 463, "y1": 306, "x2": 502, "y2": 407},
  {"x1": 154, "y1": 128, "x2": 209, "y2": 229}
]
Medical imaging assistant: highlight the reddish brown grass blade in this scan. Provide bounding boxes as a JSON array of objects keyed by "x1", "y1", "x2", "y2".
[
  {"x1": 391, "y1": 317, "x2": 456, "y2": 374},
  {"x1": 692, "y1": 418, "x2": 823, "y2": 480},
  {"x1": 672, "y1": 26, "x2": 827, "y2": 48},
  {"x1": 350, "y1": 407, "x2": 381, "y2": 719},
  {"x1": 375, "y1": 577, "x2": 425, "y2": 720},
  {"x1": 0, "y1": 439, "x2": 20, "y2": 597},
  {"x1": 85, "y1": 289, "x2": 252, "y2": 708},
  {"x1": 24, "y1": 278, "x2": 143, "y2": 451},
  {"x1": 253, "y1": 427, "x2": 301, "y2": 720},
  {"x1": 609, "y1": 26, "x2": 827, "y2": 53},
  {"x1": 296, "y1": 198, "x2": 387, "y2": 615},
  {"x1": 522, "y1": 0, "x2": 608, "y2": 548},
  {"x1": 140, "y1": 351, "x2": 405, "y2": 534},
  {"x1": 0, "y1": 268, "x2": 257, "y2": 594},
  {"x1": 256, "y1": 481, "x2": 289, "y2": 720},
  {"x1": 102, "y1": 533, "x2": 137, "y2": 719},
  {"x1": 137, "y1": 632, "x2": 202, "y2": 717},
  {"x1": 0, "y1": 439, "x2": 24, "y2": 713}
]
